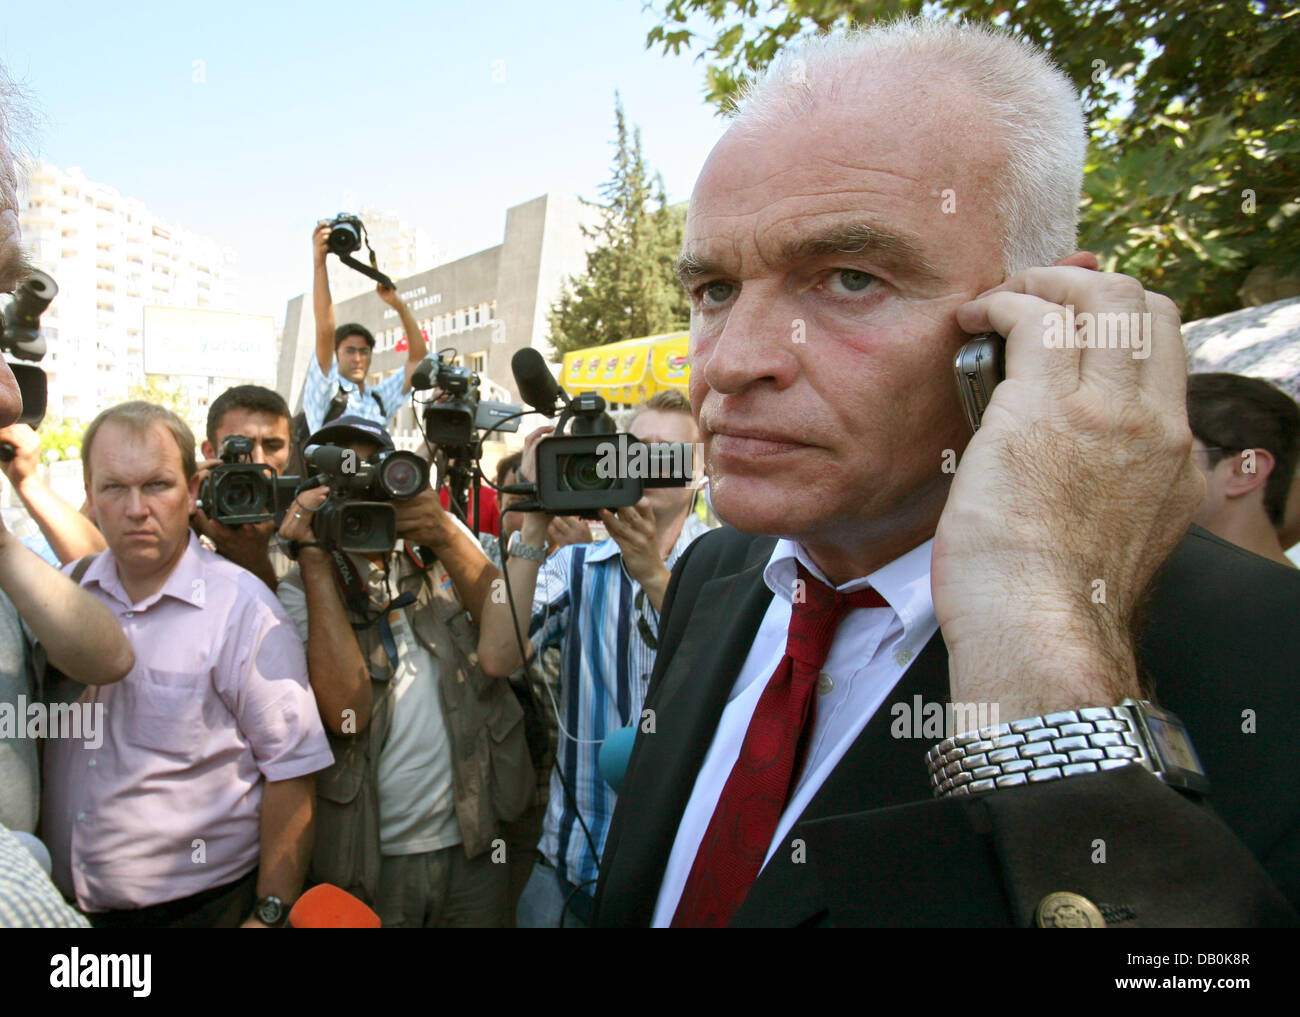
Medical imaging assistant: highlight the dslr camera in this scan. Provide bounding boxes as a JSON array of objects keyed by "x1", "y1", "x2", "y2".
[
  {"x1": 326, "y1": 213, "x2": 364, "y2": 257},
  {"x1": 200, "y1": 435, "x2": 301, "y2": 526},
  {"x1": 304, "y1": 444, "x2": 430, "y2": 553}
]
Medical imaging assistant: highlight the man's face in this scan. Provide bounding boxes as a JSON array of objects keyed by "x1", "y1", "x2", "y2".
[
  {"x1": 630, "y1": 408, "x2": 699, "y2": 520},
  {"x1": 336, "y1": 335, "x2": 373, "y2": 384},
  {"x1": 86, "y1": 421, "x2": 199, "y2": 578},
  {"x1": 683, "y1": 62, "x2": 1007, "y2": 552},
  {"x1": 0, "y1": 132, "x2": 29, "y2": 426},
  {"x1": 207, "y1": 409, "x2": 291, "y2": 475}
]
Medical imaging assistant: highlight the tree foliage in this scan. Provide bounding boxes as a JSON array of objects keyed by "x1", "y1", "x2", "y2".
[
  {"x1": 645, "y1": 0, "x2": 1299, "y2": 319},
  {"x1": 548, "y1": 95, "x2": 690, "y2": 361}
]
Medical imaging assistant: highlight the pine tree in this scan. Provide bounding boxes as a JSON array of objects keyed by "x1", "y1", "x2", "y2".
[{"x1": 548, "y1": 95, "x2": 689, "y2": 361}]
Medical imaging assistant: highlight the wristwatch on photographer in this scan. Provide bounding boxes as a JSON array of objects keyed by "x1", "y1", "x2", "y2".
[
  {"x1": 254, "y1": 895, "x2": 287, "y2": 927},
  {"x1": 508, "y1": 531, "x2": 548, "y2": 564},
  {"x1": 926, "y1": 699, "x2": 1210, "y2": 798}
]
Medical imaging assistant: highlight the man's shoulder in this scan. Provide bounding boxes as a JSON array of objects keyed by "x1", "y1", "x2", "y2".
[
  {"x1": 672, "y1": 526, "x2": 775, "y2": 586},
  {"x1": 196, "y1": 544, "x2": 296, "y2": 627}
]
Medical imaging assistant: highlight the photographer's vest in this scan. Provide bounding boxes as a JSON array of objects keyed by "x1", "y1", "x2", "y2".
[{"x1": 281, "y1": 545, "x2": 533, "y2": 905}]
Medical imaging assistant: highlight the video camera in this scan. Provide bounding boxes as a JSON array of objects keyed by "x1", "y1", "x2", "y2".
[
  {"x1": 0, "y1": 270, "x2": 58, "y2": 453},
  {"x1": 510, "y1": 348, "x2": 696, "y2": 517},
  {"x1": 199, "y1": 435, "x2": 302, "y2": 527},
  {"x1": 323, "y1": 212, "x2": 395, "y2": 290},
  {"x1": 303, "y1": 443, "x2": 430, "y2": 553},
  {"x1": 411, "y1": 351, "x2": 483, "y2": 448}
]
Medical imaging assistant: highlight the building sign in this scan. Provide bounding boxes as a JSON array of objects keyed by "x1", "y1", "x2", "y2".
[{"x1": 142, "y1": 305, "x2": 275, "y2": 379}]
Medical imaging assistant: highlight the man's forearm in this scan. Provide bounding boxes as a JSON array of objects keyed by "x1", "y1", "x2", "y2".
[
  {"x1": 395, "y1": 300, "x2": 428, "y2": 365},
  {"x1": 255, "y1": 774, "x2": 315, "y2": 915},
  {"x1": 423, "y1": 518, "x2": 496, "y2": 622},
  {"x1": 313, "y1": 264, "x2": 335, "y2": 373},
  {"x1": 478, "y1": 553, "x2": 542, "y2": 676},
  {"x1": 0, "y1": 531, "x2": 132, "y2": 684},
  {"x1": 301, "y1": 550, "x2": 371, "y2": 734},
  {"x1": 15, "y1": 475, "x2": 106, "y2": 564}
]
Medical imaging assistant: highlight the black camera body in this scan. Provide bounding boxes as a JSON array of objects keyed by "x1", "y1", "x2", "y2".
[
  {"x1": 533, "y1": 394, "x2": 696, "y2": 517},
  {"x1": 304, "y1": 444, "x2": 430, "y2": 553},
  {"x1": 326, "y1": 213, "x2": 364, "y2": 257},
  {"x1": 0, "y1": 270, "x2": 58, "y2": 443},
  {"x1": 200, "y1": 434, "x2": 301, "y2": 526},
  {"x1": 412, "y1": 353, "x2": 483, "y2": 448}
]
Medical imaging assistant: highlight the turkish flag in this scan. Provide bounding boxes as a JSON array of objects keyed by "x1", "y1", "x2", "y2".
[{"x1": 395, "y1": 335, "x2": 409, "y2": 353}]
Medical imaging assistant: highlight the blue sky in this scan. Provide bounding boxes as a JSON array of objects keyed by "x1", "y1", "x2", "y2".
[{"x1": 0, "y1": 0, "x2": 728, "y2": 322}]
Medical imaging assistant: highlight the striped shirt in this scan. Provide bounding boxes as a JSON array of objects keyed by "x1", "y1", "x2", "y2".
[
  {"x1": 300, "y1": 354, "x2": 409, "y2": 434},
  {"x1": 0, "y1": 825, "x2": 88, "y2": 928},
  {"x1": 532, "y1": 515, "x2": 712, "y2": 888}
]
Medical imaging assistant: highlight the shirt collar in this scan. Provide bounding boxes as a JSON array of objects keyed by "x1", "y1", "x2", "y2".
[
  {"x1": 583, "y1": 512, "x2": 713, "y2": 568},
  {"x1": 87, "y1": 530, "x2": 209, "y2": 611},
  {"x1": 762, "y1": 536, "x2": 936, "y2": 641}
]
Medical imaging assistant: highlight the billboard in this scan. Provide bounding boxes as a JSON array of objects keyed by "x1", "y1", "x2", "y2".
[{"x1": 142, "y1": 305, "x2": 275, "y2": 380}]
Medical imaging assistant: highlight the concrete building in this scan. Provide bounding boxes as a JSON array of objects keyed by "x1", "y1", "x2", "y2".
[
  {"x1": 15, "y1": 160, "x2": 248, "y2": 432},
  {"x1": 278, "y1": 192, "x2": 594, "y2": 445}
]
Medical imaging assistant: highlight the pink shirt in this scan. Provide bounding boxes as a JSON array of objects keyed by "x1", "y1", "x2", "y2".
[{"x1": 42, "y1": 532, "x2": 333, "y2": 912}]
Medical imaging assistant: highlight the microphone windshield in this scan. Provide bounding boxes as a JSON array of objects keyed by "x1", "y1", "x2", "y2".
[
  {"x1": 512, "y1": 348, "x2": 560, "y2": 415},
  {"x1": 288, "y1": 884, "x2": 382, "y2": 928}
]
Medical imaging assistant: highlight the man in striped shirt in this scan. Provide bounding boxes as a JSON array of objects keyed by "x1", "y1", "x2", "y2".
[{"x1": 479, "y1": 391, "x2": 710, "y2": 927}]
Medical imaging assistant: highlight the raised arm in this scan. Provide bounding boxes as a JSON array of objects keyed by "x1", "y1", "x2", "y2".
[
  {"x1": 0, "y1": 519, "x2": 132, "y2": 685},
  {"x1": 0, "y1": 424, "x2": 106, "y2": 564},
  {"x1": 312, "y1": 222, "x2": 336, "y2": 375},
  {"x1": 375, "y1": 285, "x2": 429, "y2": 392}
]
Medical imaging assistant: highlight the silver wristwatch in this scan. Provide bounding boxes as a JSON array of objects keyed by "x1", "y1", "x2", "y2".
[
  {"x1": 926, "y1": 699, "x2": 1210, "y2": 798},
  {"x1": 508, "y1": 532, "x2": 548, "y2": 564}
]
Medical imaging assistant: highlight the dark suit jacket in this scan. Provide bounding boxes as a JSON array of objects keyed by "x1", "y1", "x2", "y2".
[{"x1": 592, "y1": 525, "x2": 1299, "y2": 927}]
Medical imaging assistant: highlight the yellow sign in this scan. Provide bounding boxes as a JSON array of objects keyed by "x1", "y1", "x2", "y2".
[{"x1": 559, "y1": 332, "x2": 689, "y2": 404}]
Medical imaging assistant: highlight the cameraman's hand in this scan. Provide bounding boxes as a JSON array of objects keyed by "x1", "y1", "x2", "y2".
[
  {"x1": 394, "y1": 487, "x2": 454, "y2": 549},
  {"x1": 279, "y1": 486, "x2": 329, "y2": 544},
  {"x1": 376, "y1": 283, "x2": 404, "y2": 309},
  {"x1": 547, "y1": 515, "x2": 592, "y2": 549},
  {"x1": 0, "y1": 423, "x2": 43, "y2": 487},
  {"x1": 517, "y1": 426, "x2": 555, "y2": 547},
  {"x1": 599, "y1": 498, "x2": 670, "y2": 612},
  {"x1": 313, "y1": 221, "x2": 332, "y2": 268}
]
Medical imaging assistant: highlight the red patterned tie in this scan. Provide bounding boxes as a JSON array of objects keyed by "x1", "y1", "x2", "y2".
[{"x1": 671, "y1": 562, "x2": 888, "y2": 927}]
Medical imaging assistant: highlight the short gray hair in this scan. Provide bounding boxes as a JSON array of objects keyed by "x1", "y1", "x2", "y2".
[{"x1": 730, "y1": 18, "x2": 1086, "y2": 273}]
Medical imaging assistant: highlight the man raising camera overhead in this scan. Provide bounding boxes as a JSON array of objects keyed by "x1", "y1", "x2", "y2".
[{"x1": 302, "y1": 219, "x2": 429, "y2": 435}]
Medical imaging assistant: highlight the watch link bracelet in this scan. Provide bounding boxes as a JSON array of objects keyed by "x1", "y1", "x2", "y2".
[{"x1": 926, "y1": 699, "x2": 1210, "y2": 798}]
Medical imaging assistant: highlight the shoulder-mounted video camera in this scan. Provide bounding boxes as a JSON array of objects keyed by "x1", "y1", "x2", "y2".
[
  {"x1": 0, "y1": 270, "x2": 58, "y2": 459},
  {"x1": 200, "y1": 435, "x2": 304, "y2": 527},
  {"x1": 303, "y1": 443, "x2": 429, "y2": 553},
  {"x1": 509, "y1": 349, "x2": 696, "y2": 517}
]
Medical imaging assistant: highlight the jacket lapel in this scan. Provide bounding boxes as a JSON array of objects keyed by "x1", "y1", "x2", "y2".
[
  {"x1": 732, "y1": 629, "x2": 951, "y2": 926},
  {"x1": 599, "y1": 547, "x2": 775, "y2": 927}
]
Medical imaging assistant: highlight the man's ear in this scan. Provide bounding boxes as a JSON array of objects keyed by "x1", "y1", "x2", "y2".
[
  {"x1": 1053, "y1": 251, "x2": 1101, "y2": 271},
  {"x1": 83, "y1": 485, "x2": 97, "y2": 526},
  {"x1": 201, "y1": 440, "x2": 216, "y2": 460},
  {"x1": 1223, "y1": 448, "x2": 1275, "y2": 499},
  {"x1": 187, "y1": 471, "x2": 202, "y2": 514}
]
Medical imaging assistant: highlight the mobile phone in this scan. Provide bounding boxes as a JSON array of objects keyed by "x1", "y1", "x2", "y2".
[{"x1": 953, "y1": 332, "x2": 1005, "y2": 432}]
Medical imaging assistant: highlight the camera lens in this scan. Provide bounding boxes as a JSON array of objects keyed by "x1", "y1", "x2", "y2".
[
  {"x1": 219, "y1": 475, "x2": 259, "y2": 513},
  {"x1": 377, "y1": 452, "x2": 427, "y2": 499},
  {"x1": 560, "y1": 453, "x2": 610, "y2": 493},
  {"x1": 342, "y1": 507, "x2": 373, "y2": 541}
]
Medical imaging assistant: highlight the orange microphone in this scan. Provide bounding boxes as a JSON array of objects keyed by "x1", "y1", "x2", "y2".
[{"x1": 288, "y1": 884, "x2": 381, "y2": 928}]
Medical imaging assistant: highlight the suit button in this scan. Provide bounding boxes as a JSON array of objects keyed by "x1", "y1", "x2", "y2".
[
  {"x1": 816, "y1": 672, "x2": 833, "y2": 695},
  {"x1": 1035, "y1": 891, "x2": 1106, "y2": 927}
]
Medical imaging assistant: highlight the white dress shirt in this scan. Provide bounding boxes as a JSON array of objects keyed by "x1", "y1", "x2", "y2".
[{"x1": 652, "y1": 537, "x2": 938, "y2": 926}]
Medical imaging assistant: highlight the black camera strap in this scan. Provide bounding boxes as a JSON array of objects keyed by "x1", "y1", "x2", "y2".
[{"x1": 330, "y1": 543, "x2": 429, "y2": 672}]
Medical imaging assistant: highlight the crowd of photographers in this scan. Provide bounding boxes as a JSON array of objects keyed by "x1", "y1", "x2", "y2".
[{"x1": 0, "y1": 212, "x2": 715, "y2": 927}]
